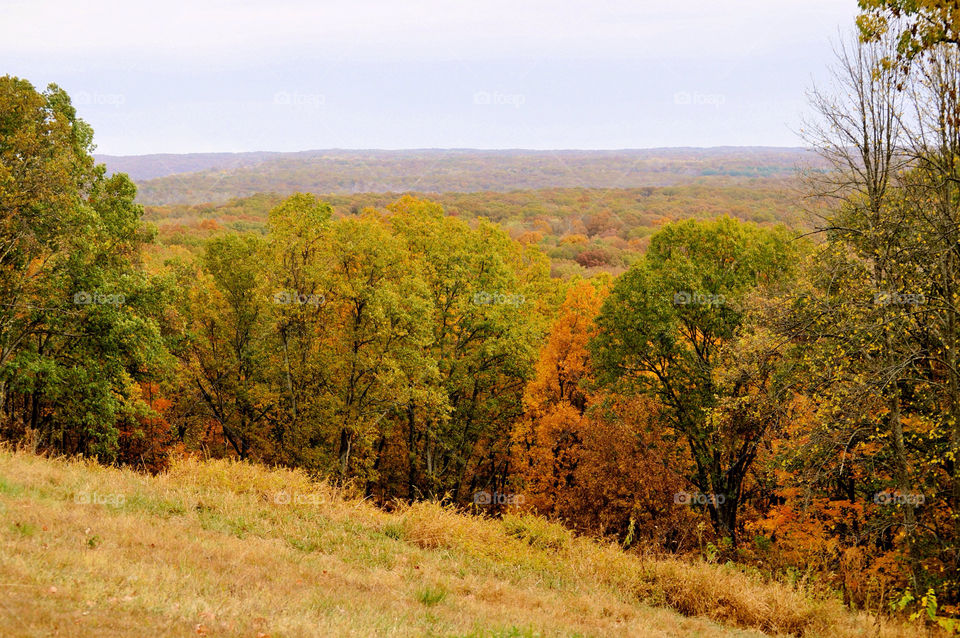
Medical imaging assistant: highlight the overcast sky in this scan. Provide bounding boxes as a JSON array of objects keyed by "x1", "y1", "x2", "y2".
[{"x1": 3, "y1": 0, "x2": 859, "y2": 155}]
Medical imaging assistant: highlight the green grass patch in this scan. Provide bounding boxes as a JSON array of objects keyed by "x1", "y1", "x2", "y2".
[
  {"x1": 415, "y1": 584, "x2": 448, "y2": 606},
  {"x1": 11, "y1": 521, "x2": 37, "y2": 537},
  {"x1": 121, "y1": 492, "x2": 187, "y2": 518},
  {"x1": 0, "y1": 476, "x2": 24, "y2": 496}
]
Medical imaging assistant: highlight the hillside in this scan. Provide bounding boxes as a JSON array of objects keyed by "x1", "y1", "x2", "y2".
[
  {"x1": 0, "y1": 447, "x2": 922, "y2": 638},
  {"x1": 94, "y1": 151, "x2": 288, "y2": 181},
  {"x1": 94, "y1": 148, "x2": 826, "y2": 206}
]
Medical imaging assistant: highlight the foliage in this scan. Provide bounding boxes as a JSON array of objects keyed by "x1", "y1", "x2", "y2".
[
  {"x1": 858, "y1": 0, "x2": 960, "y2": 64},
  {"x1": 0, "y1": 75, "x2": 171, "y2": 461},
  {"x1": 141, "y1": 182, "x2": 813, "y2": 278},
  {"x1": 5, "y1": 52, "x2": 960, "y2": 627},
  {"x1": 590, "y1": 217, "x2": 802, "y2": 545}
]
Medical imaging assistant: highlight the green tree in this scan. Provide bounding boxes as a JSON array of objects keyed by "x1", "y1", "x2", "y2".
[
  {"x1": 0, "y1": 76, "x2": 170, "y2": 459},
  {"x1": 179, "y1": 234, "x2": 273, "y2": 459},
  {"x1": 323, "y1": 213, "x2": 439, "y2": 482},
  {"x1": 591, "y1": 217, "x2": 799, "y2": 544},
  {"x1": 263, "y1": 193, "x2": 333, "y2": 466},
  {"x1": 387, "y1": 196, "x2": 552, "y2": 501}
]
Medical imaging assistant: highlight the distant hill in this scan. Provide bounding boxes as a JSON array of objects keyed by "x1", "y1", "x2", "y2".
[
  {"x1": 93, "y1": 148, "x2": 827, "y2": 206},
  {"x1": 94, "y1": 151, "x2": 287, "y2": 181}
]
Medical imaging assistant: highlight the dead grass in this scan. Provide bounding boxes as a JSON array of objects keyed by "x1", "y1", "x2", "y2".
[{"x1": 0, "y1": 447, "x2": 936, "y2": 637}]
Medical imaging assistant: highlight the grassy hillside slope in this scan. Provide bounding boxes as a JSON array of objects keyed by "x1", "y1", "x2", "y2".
[{"x1": 0, "y1": 448, "x2": 924, "y2": 637}]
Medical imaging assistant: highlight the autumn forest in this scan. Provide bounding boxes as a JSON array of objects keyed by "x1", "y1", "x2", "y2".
[{"x1": 5, "y1": 1, "x2": 960, "y2": 634}]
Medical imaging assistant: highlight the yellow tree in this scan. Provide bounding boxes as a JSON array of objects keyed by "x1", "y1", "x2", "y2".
[{"x1": 859, "y1": 1, "x2": 960, "y2": 65}]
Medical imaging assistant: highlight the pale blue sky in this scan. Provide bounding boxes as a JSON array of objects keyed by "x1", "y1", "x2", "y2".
[{"x1": 2, "y1": 0, "x2": 859, "y2": 154}]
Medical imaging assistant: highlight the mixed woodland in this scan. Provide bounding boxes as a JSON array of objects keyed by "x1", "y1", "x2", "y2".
[{"x1": 4, "y1": 1, "x2": 960, "y2": 629}]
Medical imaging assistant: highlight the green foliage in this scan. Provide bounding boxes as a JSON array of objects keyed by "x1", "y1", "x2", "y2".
[
  {"x1": 169, "y1": 193, "x2": 551, "y2": 499},
  {"x1": 0, "y1": 75, "x2": 171, "y2": 460},
  {"x1": 591, "y1": 217, "x2": 801, "y2": 543}
]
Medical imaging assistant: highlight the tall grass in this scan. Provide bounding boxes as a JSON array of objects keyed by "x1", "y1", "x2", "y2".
[{"x1": 0, "y1": 447, "x2": 934, "y2": 637}]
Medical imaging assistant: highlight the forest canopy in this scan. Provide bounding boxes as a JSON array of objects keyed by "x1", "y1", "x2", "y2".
[{"x1": 4, "y1": 15, "x2": 960, "y2": 627}]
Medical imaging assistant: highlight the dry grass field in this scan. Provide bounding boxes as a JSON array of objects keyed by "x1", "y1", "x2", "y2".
[{"x1": 0, "y1": 448, "x2": 932, "y2": 637}]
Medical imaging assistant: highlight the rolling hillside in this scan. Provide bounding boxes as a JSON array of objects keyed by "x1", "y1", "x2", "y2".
[
  {"x1": 0, "y1": 447, "x2": 922, "y2": 638},
  {"x1": 93, "y1": 148, "x2": 826, "y2": 206}
]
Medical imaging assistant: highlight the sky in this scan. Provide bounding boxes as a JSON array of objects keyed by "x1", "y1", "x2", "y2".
[{"x1": 2, "y1": 0, "x2": 860, "y2": 155}]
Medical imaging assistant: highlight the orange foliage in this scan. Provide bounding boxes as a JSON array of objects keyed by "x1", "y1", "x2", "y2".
[
  {"x1": 511, "y1": 281, "x2": 696, "y2": 548},
  {"x1": 117, "y1": 382, "x2": 177, "y2": 473},
  {"x1": 517, "y1": 230, "x2": 544, "y2": 245}
]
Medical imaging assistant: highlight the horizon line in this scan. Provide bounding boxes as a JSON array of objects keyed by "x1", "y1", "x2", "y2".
[{"x1": 95, "y1": 145, "x2": 817, "y2": 158}]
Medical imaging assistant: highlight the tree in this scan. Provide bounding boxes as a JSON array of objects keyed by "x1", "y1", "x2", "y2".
[
  {"x1": 386, "y1": 195, "x2": 552, "y2": 501},
  {"x1": 511, "y1": 279, "x2": 606, "y2": 515},
  {"x1": 178, "y1": 234, "x2": 273, "y2": 460},
  {"x1": 0, "y1": 76, "x2": 171, "y2": 460},
  {"x1": 263, "y1": 193, "x2": 332, "y2": 467},
  {"x1": 591, "y1": 217, "x2": 800, "y2": 544},
  {"x1": 775, "y1": 30, "x2": 960, "y2": 606},
  {"x1": 858, "y1": 1, "x2": 960, "y2": 66},
  {"x1": 801, "y1": 31, "x2": 928, "y2": 577},
  {"x1": 322, "y1": 212, "x2": 439, "y2": 483},
  {"x1": 510, "y1": 278, "x2": 696, "y2": 546}
]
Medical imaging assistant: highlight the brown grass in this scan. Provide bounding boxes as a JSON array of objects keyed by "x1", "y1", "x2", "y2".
[{"x1": 0, "y1": 448, "x2": 935, "y2": 637}]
